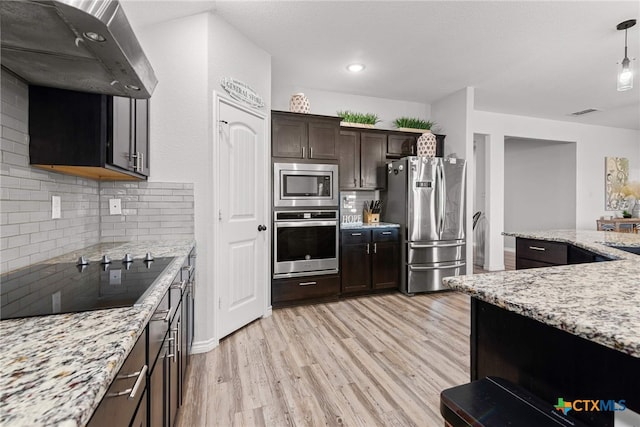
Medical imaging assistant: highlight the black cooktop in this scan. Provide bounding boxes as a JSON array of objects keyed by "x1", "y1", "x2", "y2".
[{"x1": 0, "y1": 257, "x2": 175, "y2": 321}]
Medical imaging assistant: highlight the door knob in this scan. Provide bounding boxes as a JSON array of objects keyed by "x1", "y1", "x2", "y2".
[{"x1": 258, "y1": 225, "x2": 267, "y2": 231}]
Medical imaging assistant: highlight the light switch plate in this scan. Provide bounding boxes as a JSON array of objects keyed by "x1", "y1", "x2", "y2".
[
  {"x1": 109, "y1": 198, "x2": 122, "y2": 215},
  {"x1": 51, "y1": 196, "x2": 61, "y2": 219}
]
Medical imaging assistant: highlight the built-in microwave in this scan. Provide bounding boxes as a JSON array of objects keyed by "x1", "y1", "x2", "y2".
[{"x1": 273, "y1": 162, "x2": 338, "y2": 208}]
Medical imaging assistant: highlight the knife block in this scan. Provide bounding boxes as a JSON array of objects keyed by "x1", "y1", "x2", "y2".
[{"x1": 364, "y1": 212, "x2": 380, "y2": 223}]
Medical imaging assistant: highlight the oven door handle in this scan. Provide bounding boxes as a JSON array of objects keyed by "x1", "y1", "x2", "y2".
[{"x1": 274, "y1": 220, "x2": 337, "y2": 228}]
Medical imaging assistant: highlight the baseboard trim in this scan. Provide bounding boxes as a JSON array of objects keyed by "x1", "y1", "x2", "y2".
[
  {"x1": 190, "y1": 337, "x2": 218, "y2": 354},
  {"x1": 264, "y1": 305, "x2": 273, "y2": 318},
  {"x1": 484, "y1": 264, "x2": 505, "y2": 271}
]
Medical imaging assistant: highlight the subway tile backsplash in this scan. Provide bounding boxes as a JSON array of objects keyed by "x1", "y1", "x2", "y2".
[{"x1": 0, "y1": 69, "x2": 194, "y2": 274}]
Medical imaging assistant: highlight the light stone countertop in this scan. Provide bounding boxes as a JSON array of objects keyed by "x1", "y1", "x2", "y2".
[
  {"x1": 444, "y1": 230, "x2": 640, "y2": 358},
  {"x1": 0, "y1": 240, "x2": 195, "y2": 427},
  {"x1": 340, "y1": 222, "x2": 400, "y2": 230}
]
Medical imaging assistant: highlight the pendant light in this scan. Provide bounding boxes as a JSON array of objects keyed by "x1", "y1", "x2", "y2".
[{"x1": 616, "y1": 19, "x2": 636, "y2": 91}]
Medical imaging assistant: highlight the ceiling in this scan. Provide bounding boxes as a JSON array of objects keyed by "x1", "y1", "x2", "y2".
[{"x1": 122, "y1": 1, "x2": 640, "y2": 130}]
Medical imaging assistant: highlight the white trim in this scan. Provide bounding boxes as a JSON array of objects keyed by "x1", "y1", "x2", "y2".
[
  {"x1": 190, "y1": 337, "x2": 219, "y2": 354},
  {"x1": 504, "y1": 247, "x2": 516, "y2": 253},
  {"x1": 212, "y1": 92, "x2": 270, "y2": 342},
  {"x1": 263, "y1": 305, "x2": 273, "y2": 318}
]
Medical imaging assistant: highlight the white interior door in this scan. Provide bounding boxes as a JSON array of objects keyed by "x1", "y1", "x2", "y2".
[{"x1": 216, "y1": 96, "x2": 268, "y2": 339}]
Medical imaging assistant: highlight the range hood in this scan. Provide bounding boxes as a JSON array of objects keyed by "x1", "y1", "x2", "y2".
[{"x1": 0, "y1": 0, "x2": 157, "y2": 98}]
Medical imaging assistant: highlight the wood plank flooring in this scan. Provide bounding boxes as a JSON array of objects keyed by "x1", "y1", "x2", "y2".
[{"x1": 177, "y1": 292, "x2": 471, "y2": 427}]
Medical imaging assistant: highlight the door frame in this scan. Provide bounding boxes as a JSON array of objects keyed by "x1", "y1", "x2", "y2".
[{"x1": 212, "y1": 91, "x2": 271, "y2": 343}]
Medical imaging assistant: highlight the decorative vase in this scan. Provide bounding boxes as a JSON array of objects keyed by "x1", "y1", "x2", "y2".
[
  {"x1": 289, "y1": 93, "x2": 310, "y2": 114},
  {"x1": 416, "y1": 132, "x2": 437, "y2": 157}
]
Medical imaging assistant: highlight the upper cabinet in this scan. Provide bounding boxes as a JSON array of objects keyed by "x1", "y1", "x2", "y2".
[
  {"x1": 29, "y1": 85, "x2": 150, "y2": 181},
  {"x1": 386, "y1": 132, "x2": 446, "y2": 158},
  {"x1": 271, "y1": 111, "x2": 341, "y2": 161},
  {"x1": 339, "y1": 129, "x2": 387, "y2": 190}
]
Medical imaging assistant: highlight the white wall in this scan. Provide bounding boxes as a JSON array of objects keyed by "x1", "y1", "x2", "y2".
[
  {"x1": 431, "y1": 87, "x2": 475, "y2": 274},
  {"x1": 504, "y1": 138, "x2": 577, "y2": 250},
  {"x1": 474, "y1": 110, "x2": 640, "y2": 266},
  {"x1": 135, "y1": 12, "x2": 271, "y2": 352},
  {"x1": 272, "y1": 86, "x2": 430, "y2": 130}
]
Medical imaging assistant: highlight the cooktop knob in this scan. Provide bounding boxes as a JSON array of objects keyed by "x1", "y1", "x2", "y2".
[
  {"x1": 77, "y1": 256, "x2": 89, "y2": 266},
  {"x1": 143, "y1": 252, "x2": 154, "y2": 262},
  {"x1": 101, "y1": 255, "x2": 111, "y2": 264},
  {"x1": 122, "y1": 253, "x2": 134, "y2": 263}
]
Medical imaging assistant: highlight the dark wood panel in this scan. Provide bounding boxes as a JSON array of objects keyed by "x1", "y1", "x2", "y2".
[
  {"x1": 360, "y1": 132, "x2": 387, "y2": 189},
  {"x1": 372, "y1": 228, "x2": 399, "y2": 242},
  {"x1": 340, "y1": 243, "x2": 371, "y2": 293},
  {"x1": 516, "y1": 238, "x2": 567, "y2": 266},
  {"x1": 341, "y1": 229, "x2": 371, "y2": 245},
  {"x1": 371, "y1": 241, "x2": 399, "y2": 290},
  {"x1": 472, "y1": 298, "x2": 639, "y2": 427},
  {"x1": 515, "y1": 258, "x2": 556, "y2": 270},
  {"x1": 338, "y1": 131, "x2": 359, "y2": 190},
  {"x1": 272, "y1": 275, "x2": 340, "y2": 305},
  {"x1": 387, "y1": 134, "x2": 416, "y2": 157},
  {"x1": 308, "y1": 119, "x2": 338, "y2": 160},
  {"x1": 271, "y1": 115, "x2": 306, "y2": 159}
]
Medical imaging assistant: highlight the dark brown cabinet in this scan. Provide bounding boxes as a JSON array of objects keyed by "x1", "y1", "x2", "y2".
[
  {"x1": 272, "y1": 274, "x2": 340, "y2": 308},
  {"x1": 386, "y1": 132, "x2": 446, "y2": 159},
  {"x1": 387, "y1": 133, "x2": 416, "y2": 157},
  {"x1": 88, "y1": 332, "x2": 147, "y2": 427},
  {"x1": 29, "y1": 85, "x2": 150, "y2": 180},
  {"x1": 515, "y1": 238, "x2": 611, "y2": 270},
  {"x1": 271, "y1": 111, "x2": 341, "y2": 160},
  {"x1": 338, "y1": 129, "x2": 387, "y2": 190},
  {"x1": 340, "y1": 228, "x2": 400, "y2": 295}
]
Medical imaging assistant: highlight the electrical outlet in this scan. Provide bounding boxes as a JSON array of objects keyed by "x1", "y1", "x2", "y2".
[
  {"x1": 109, "y1": 198, "x2": 122, "y2": 215},
  {"x1": 51, "y1": 196, "x2": 61, "y2": 219}
]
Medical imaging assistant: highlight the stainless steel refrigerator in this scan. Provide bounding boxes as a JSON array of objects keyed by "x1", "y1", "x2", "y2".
[{"x1": 384, "y1": 156, "x2": 467, "y2": 294}]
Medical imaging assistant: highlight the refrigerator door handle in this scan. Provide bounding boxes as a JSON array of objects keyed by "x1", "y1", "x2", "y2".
[
  {"x1": 437, "y1": 162, "x2": 446, "y2": 237},
  {"x1": 409, "y1": 262, "x2": 466, "y2": 271},
  {"x1": 410, "y1": 242, "x2": 464, "y2": 249}
]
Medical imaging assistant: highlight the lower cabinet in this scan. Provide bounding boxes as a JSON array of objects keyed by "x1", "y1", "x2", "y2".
[
  {"x1": 515, "y1": 237, "x2": 611, "y2": 269},
  {"x1": 88, "y1": 332, "x2": 148, "y2": 427},
  {"x1": 341, "y1": 228, "x2": 400, "y2": 295},
  {"x1": 272, "y1": 274, "x2": 340, "y2": 308},
  {"x1": 90, "y1": 248, "x2": 196, "y2": 427}
]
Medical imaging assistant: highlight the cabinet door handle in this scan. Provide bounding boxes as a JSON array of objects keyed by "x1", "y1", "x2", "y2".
[
  {"x1": 107, "y1": 365, "x2": 148, "y2": 400},
  {"x1": 302, "y1": 146, "x2": 305, "y2": 158},
  {"x1": 299, "y1": 281, "x2": 317, "y2": 286},
  {"x1": 353, "y1": 178, "x2": 357, "y2": 186},
  {"x1": 373, "y1": 243, "x2": 377, "y2": 254},
  {"x1": 529, "y1": 246, "x2": 546, "y2": 251},
  {"x1": 366, "y1": 243, "x2": 370, "y2": 254},
  {"x1": 171, "y1": 280, "x2": 187, "y2": 292},
  {"x1": 310, "y1": 146, "x2": 313, "y2": 158}
]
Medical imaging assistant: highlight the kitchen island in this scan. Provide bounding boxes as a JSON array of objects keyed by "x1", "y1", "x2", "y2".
[
  {"x1": 443, "y1": 230, "x2": 640, "y2": 426},
  {"x1": 0, "y1": 240, "x2": 195, "y2": 426}
]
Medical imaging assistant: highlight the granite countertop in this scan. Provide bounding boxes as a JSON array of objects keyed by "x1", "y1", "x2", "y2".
[
  {"x1": 443, "y1": 230, "x2": 640, "y2": 358},
  {"x1": 340, "y1": 222, "x2": 400, "y2": 230},
  {"x1": 0, "y1": 240, "x2": 195, "y2": 427}
]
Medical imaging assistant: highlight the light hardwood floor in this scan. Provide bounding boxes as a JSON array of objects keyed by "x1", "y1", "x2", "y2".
[{"x1": 177, "y1": 292, "x2": 471, "y2": 426}]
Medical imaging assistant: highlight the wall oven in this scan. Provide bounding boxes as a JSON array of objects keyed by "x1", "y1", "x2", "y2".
[
  {"x1": 273, "y1": 162, "x2": 338, "y2": 208},
  {"x1": 273, "y1": 210, "x2": 339, "y2": 278}
]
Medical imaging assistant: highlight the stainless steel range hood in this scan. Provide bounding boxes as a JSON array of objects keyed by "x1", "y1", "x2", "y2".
[{"x1": 0, "y1": 0, "x2": 157, "y2": 98}]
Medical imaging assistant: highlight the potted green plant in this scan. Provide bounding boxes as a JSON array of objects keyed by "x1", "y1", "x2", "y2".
[
  {"x1": 393, "y1": 117, "x2": 436, "y2": 133},
  {"x1": 337, "y1": 110, "x2": 380, "y2": 128}
]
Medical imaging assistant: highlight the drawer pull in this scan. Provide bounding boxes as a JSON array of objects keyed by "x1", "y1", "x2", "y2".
[
  {"x1": 529, "y1": 246, "x2": 546, "y2": 251},
  {"x1": 351, "y1": 232, "x2": 362, "y2": 236},
  {"x1": 381, "y1": 231, "x2": 392, "y2": 235},
  {"x1": 182, "y1": 265, "x2": 194, "y2": 274},
  {"x1": 107, "y1": 364, "x2": 148, "y2": 400},
  {"x1": 152, "y1": 306, "x2": 174, "y2": 323},
  {"x1": 299, "y1": 281, "x2": 317, "y2": 286},
  {"x1": 171, "y1": 280, "x2": 187, "y2": 292}
]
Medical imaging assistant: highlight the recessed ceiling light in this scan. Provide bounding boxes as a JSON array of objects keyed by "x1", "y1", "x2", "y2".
[{"x1": 347, "y1": 63, "x2": 365, "y2": 73}]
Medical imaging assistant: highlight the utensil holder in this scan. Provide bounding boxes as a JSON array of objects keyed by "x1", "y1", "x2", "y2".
[{"x1": 364, "y1": 212, "x2": 380, "y2": 223}]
